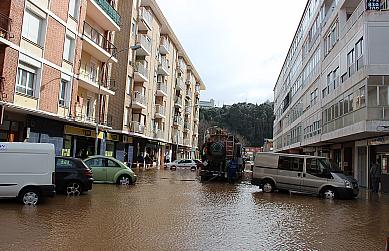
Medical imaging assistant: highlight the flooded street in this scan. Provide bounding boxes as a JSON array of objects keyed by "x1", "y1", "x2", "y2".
[{"x1": 0, "y1": 169, "x2": 388, "y2": 250}]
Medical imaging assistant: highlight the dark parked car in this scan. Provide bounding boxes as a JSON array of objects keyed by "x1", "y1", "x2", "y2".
[{"x1": 55, "y1": 157, "x2": 94, "y2": 196}]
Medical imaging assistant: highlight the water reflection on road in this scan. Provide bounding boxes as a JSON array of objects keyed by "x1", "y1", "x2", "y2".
[{"x1": 0, "y1": 168, "x2": 388, "y2": 250}]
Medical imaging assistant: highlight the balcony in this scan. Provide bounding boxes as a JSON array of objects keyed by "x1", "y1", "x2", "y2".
[
  {"x1": 177, "y1": 58, "x2": 186, "y2": 73},
  {"x1": 134, "y1": 61, "x2": 149, "y2": 82},
  {"x1": 174, "y1": 97, "x2": 183, "y2": 108},
  {"x1": 82, "y1": 22, "x2": 117, "y2": 62},
  {"x1": 186, "y1": 89, "x2": 192, "y2": 100},
  {"x1": 186, "y1": 73, "x2": 195, "y2": 86},
  {"x1": 159, "y1": 36, "x2": 170, "y2": 55},
  {"x1": 193, "y1": 125, "x2": 199, "y2": 135},
  {"x1": 131, "y1": 121, "x2": 145, "y2": 134},
  {"x1": 185, "y1": 106, "x2": 192, "y2": 115},
  {"x1": 184, "y1": 139, "x2": 191, "y2": 146},
  {"x1": 78, "y1": 66, "x2": 115, "y2": 95},
  {"x1": 154, "y1": 129, "x2": 164, "y2": 139},
  {"x1": 157, "y1": 58, "x2": 170, "y2": 76},
  {"x1": 156, "y1": 82, "x2": 168, "y2": 97},
  {"x1": 0, "y1": 12, "x2": 11, "y2": 42},
  {"x1": 75, "y1": 112, "x2": 96, "y2": 124},
  {"x1": 132, "y1": 91, "x2": 147, "y2": 109},
  {"x1": 195, "y1": 85, "x2": 201, "y2": 95},
  {"x1": 184, "y1": 122, "x2": 191, "y2": 132},
  {"x1": 155, "y1": 104, "x2": 166, "y2": 119},
  {"x1": 176, "y1": 77, "x2": 185, "y2": 91},
  {"x1": 87, "y1": 0, "x2": 120, "y2": 30},
  {"x1": 139, "y1": 7, "x2": 153, "y2": 31},
  {"x1": 173, "y1": 116, "x2": 183, "y2": 127},
  {"x1": 136, "y1": 34, "x2": 152, "y2": 56}
]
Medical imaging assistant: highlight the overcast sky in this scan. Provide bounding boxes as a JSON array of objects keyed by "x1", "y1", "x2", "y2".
[{"x1": 156, "y1": 0, "x2": 307, "y2": 105}]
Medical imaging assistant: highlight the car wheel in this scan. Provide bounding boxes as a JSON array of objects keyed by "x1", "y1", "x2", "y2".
[
  {"x1": 117, "y1": 175, "x2": 132, "y2": 185},
  {"x1": 66, "y1": 181, "x2": 83, "y2": 196},
  {"x1": 322, "y1": 187, "x2": 336, "y2": 200},
  {"x1": 19, "y1": 188, "x2": 40, "y2": 206},
  {"x1": 170, "y1": 165, "x2": 177, "y2": 170},
  {"x1": 262, "y1": 180, "x2": 275, "y2": 193}
]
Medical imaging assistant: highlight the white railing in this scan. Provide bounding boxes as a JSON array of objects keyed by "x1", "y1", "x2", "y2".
[
  {"x1": 175, "y1": 97, "x2": 183, "y2": 106},
  {"x1": 178, "y1": 58, "x2": 186, "y2": 72},
  {"x1": 131, "y1": 121, "x2": 145, "y2": 134},
  {"x1": 133, "y1": 91, "x2": 146, "y2": 105},
  {"x1": 140, "y1": 7, "x2": 153, "y2": 27},
  {"x1": 135, "y1": 61, "x2": 148, "y2": 77},
  {"x1": 195, "y1": 85, "x2": 201, "y2": 94},
  {"x1": 159, "y1": 57, "x2": 169, "y2": 71},
  {"x1": 173, "y1": 115, "x2": 183, "y2": 126},
  {"x1": 137, "y1": 34, "x2": 152, "y2": 53},
  {"x1": 160, "y1": 36, "x2": 170, "y2": 52},
  {"x1": 155, "y1": 104, "x2": 165, "y2": 116},
  {"x1": 153, "y1": 129, "x2": 164, "y2": 139},
  {"x1": 176, "y1": 77, "x2": 185, "y2": 90},
  {"x1": 156, "y1": 82, "x2": 167, "y2": 94},
  {"x1": 341, "y1": 0, "x2": 365, "y2": 38}
]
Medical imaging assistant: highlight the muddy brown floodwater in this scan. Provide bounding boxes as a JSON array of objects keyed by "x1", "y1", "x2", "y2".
[{"x1": 0, "y1": 169, "x2": 388, "y2": 250}]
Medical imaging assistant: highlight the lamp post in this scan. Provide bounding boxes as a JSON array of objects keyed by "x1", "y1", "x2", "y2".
[{"x1": 94, "y1": 45, "x2": 141, "y2": 155}]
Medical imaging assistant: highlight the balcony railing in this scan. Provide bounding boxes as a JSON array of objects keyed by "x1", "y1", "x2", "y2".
[
  {"x1": 75, "y1": 112, "x2": 96, "y2": 123},
  {"x1": 195, "y1": 85, "x2": 200, "y2": 95},
  {"x1": 173, "y1": 116, "x2": 183, "y2": 126},
  {"x1": 135, "y1": 61, "x2": 148, "y2": 77},
  {"x1": 131, "y1": 121, "x2": 145, "y2": 134},
  {"x1": 0, "y1": 12, "x2": 11, "y2": 40},
  {"x1": 160, "y1": 36, "x2": 170, "y2": 54},
  {"x1": 185, "y1": 106, "x2": 192, "y2": 114},
  {"x1": 177, "y1": 58, "x2": 186, "y2": 72},
  {"x1": 341, "y1": 0, "x2": 365, "y2": 38},
  {"x1": 140, "y1": 7, "x2": 153, "y2": 27},
  {"x1": 176, "y1": 77, "x2": 185, "y2": 91},
  {"x1": 156, "y1": 82, "x2": 167, "y2": 94},
  {"x1": 184, "y1": 139, "x2": 191, "y2": 146},
  {"x1": 155, "y1": 104, "x2": 165, "y2": 116},
  {"x1": 83, "y1": 21, "x2": 117, "y2": 56},
  {"x1": 93, "y1": 0, "x2": 121, "y2": 26},
  {"x1": 175, "y1": 97, "x2": 183, "y2": 107},
  {"x1": 187, "y1": 74, "x2": 195, "y2": 85},
  {"x1": 137, "y1": 34, "x2": 152, "y2": 53},
  {"x1": 184, "y1": 122, "x2": 191, "y2": 131},
  {"x1": 133, "y1": 91, "x2": 146, "y2": 105},
  {"x1": 154, "y1": 129, "x2": 164, "y2": 139}
]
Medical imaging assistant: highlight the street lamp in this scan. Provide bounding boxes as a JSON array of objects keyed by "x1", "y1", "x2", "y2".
[{"x1": 94, "y1": 45, "x2": 142, "y2": 155}]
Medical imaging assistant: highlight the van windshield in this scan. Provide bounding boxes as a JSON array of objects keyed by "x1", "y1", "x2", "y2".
[{"x1": 318, "y1": 159, "x2": 343, "y2": 173}]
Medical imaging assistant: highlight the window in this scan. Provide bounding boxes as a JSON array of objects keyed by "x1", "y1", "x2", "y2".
[
  {"x1": 22, "y1": 9, "x2": 44, "y2": 45},
  {"x1": 306, "y1": 158, "x2": 332, "y2": 178},
  {"x1": 356, "y1": 38, "x2": 364, "y2": 70},
  {"x1": 126, "y1": 76, "x2": 132, "y2": 95},
  {"x1": 63, "y1": 35, "x2": 75, "y2": 62},
  {"x1": 56, "y1": 158, "x2": 76, "y2": 169},
  {"x1": 85, "y1": 158, "x2": 105, "y2": 167},
  {"x1": 131, "y1": 18, "x2": 137, "y2": 37},
  {"x1": 17, "y1": 63, "x2": 36, "y2": 96},
  {"x1": 124, "y1": 107, "x2": 129, "y2": 127},
  {"x1": 278, "y1": 156, "x2": 303, "y2": 172},
  {"x1": 333, "y1": 67, "x2": 339, "y2": 89},
  {"x1": 68, "y1": 0, "x2": 79, "y2": 19},
  {"x1": 344, "y1": 95, "x2": 349, "y2": 114},
  {"x1": 360, "y1": 86, "x2": 366, "y2": 107},
  {"x1": 348, "y1": 94, "x2": 354, "y2": 112},
  {"x1": 347, "y1": 49, "x2": 355, "y2": 77},
  {"x1": 59, "y1": 79, "x2": 70, "y2": 107},
  {"x1": 107, "y1": 160, "x2": 120, "y2": 167}
]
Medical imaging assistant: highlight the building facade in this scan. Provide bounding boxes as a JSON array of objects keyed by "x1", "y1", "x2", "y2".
[
  {"x1": 199, "y1": 98, "x2": 215, "y2": 109},
  {"x1": 0, "y1": 0, "x2": 121, "y2": 157},
  {"x1": 109, "y1": 0, "x2": 205, "y2": 167},
  {"x1": 273, "y1": 0, "x2": 389, "y2": 189}
]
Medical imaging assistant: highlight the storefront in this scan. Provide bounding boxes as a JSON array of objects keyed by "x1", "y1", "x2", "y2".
[
  {"x1": 367, "y1": 136, "x2": 389, "y2": 193},
  {"x1": 0, "y1": 111, "x2": 26, "y2": 142},
  {"x1": 63, "y1": 125, "x2": 104, "y2": 158}
]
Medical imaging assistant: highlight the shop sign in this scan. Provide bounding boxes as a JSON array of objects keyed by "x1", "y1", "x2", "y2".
[
  {"x1": 122, "y1": 135, "x2": 133, "y2": 144},
  {"x1": 366, "y1": 0, "x2": 381, "y2": 10},
  {"x1": 107, "y1": 133, "x2": 119, "y2": 142},
  {"x1": 64, "y1": 125, "x2": 104, "y2": 139},
  {"x1": 368, "y1": 136, "x2": 388, "y2": 145}
]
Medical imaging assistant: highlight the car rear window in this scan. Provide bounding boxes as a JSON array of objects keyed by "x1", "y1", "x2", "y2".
[{"x1": 56, "y1": 158, "x2": 76, "y2": 169}]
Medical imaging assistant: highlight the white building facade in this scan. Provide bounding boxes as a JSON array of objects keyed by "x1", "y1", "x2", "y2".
[{"x1": 273, "y1": 0, "x2": 389, "y2": 189}]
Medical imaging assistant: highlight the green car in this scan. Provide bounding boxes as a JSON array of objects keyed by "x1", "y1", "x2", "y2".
[{"x1": 84, "y1": 156, "x2": 137, "y2": 185}]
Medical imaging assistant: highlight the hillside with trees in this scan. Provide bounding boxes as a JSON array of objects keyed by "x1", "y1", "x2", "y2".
[{"x1": 199, "y1": 101, "x2": 274, "y2": 147}]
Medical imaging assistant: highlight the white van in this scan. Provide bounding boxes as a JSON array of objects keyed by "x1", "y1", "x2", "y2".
[
  {"x1": 0, "y1": 143, "x2": 56, "y2": 205},
  {"x1": 251, "y1": 152, "x2": 359, "y2": 199}
]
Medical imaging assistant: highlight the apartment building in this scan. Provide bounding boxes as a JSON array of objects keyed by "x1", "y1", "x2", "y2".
[
  {"x1": 273, "y1": 0, "x2": 389, "y2": 189},
  {"x1": 108, "y1": 0, "x2": 205, "y2": 166},
  {"x1": 0, "y1": 0, "x2": 120, "y2": 157}
]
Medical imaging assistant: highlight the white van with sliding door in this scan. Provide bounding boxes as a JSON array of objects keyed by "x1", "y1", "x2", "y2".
[
  {"x1": 251, "y1": 152, "x2": 359, "y2": 199},
  {"x1": 0, "y1": 143, "x2": 56, "y2": 205}
]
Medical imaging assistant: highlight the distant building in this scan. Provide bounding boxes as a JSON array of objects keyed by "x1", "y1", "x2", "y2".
[
  {"x1": 263, "y1": 139, "x2": 273, "y2": 152},
  {"x1": 200, "y1": 99, "x2": 215, "y2": 109}
]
